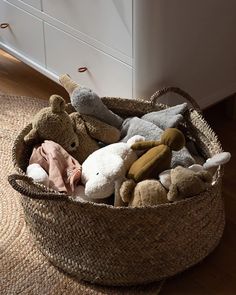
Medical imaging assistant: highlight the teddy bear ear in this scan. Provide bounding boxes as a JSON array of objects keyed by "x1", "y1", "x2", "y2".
[
  {"x1": 24, "y1": 128, "x2": 39, "y2": 144},
  {"x1": 49, "y1": 95, "x2": 66, "y2": 113}
]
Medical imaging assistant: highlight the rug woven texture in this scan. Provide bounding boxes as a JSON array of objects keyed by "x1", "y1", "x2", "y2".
[{"x1": 0, "y1": 94, "x2": 163, "y2": 295}]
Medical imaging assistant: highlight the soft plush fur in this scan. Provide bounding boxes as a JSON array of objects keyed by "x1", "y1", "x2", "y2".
[
  {"x1": 141, "y1": 103, "x2": 187, "y2": 129},
  {"x1": 59, "y1": 74, "x2": 195, "y2": 168},
  {"x1": 81, "y1": 135, "x2": 145, "y2": 202},
  {"x1": 202, "y1": 152, "x2": 231, "y2": 174},
  {"x1": 167, "y1": 166, "x2": 212, "y2": 202},
  {"x1": 69, "y1": 112, "x2": 121, "y2": 163},
  {"x1": 24, "y1": 95, "x2": 79, "y2": 153},
  {"x1": 120, "y1": 117, "x2": 195, "y2": 168},
  {"x1": 128, "y1": 128, "x2": 185, "y2": 182},
  {"x1": 24, "y1": 94, "x2": 121, "y2": 164},
  {"x1": 120, "y1": 179, "x2": 168, "y2": 207},
  {"x1": 160, "y1": 152, "x2": 231, "y2": 190},
  {"x1": 26, "y1": 163, "x2": 49, "y2": 186},
  {"x1": 60, "y1": 74, "x2": 123, "y2": 128}
]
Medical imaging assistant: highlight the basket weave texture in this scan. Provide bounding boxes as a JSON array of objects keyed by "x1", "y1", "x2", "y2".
[{"x1": 8, "y1": 90, "x2": 225, "y2": 286}]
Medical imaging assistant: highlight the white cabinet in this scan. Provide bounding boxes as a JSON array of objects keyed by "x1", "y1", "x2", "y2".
[
  {"x1": 1, "y1": 0, "x2": 236, "y2": 107},
  {"x1": 133, "y1": 0, "x2": 236, "y2": 107},
  {"x1": 44, "y1": 23, "x2": 132, "y2": 97},
  {"x1": 8, "y1": 0, "x2": 41, "y2": 10},
  {"x1": 0, "y1": 0, "x2": 45, "y2": 66},
  {"x1": 21, "y1": 0, "x2": 41, "y2": 10},
  {"x1": 42, "y1": 0, "x2": 132, "y2": 59}
]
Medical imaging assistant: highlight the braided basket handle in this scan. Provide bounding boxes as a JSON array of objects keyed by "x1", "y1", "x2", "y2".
[
  {"x1": 150, "y1": 87, "x2": 201, "y2": 112},
  {"x1": 8, "y1": 174, "x2": 68, "y2": 201}
]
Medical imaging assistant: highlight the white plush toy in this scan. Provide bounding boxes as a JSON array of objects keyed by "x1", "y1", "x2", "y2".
[
  {"x1": 81, "y1": 135, "x2": 145, "y2": 204},
  {"x1": 159, "y1": 152, "x2": 231, "y2": 189},
  {"x1": 26, "y1": 163, "x2": 49, "y2": 187}
]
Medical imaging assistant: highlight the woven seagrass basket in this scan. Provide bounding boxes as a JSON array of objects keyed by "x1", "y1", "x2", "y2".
[{"x1": 8, "y1": 88, "x2": 225, "y2": 287}]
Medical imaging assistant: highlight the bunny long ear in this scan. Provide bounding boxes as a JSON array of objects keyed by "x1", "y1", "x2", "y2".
[
  {"x1": 49, "y1": 95, "x2": 66, "y2": 113},
  {"x1": 203, "y1": 152, "x2": 231, "y2": 170},
  {"x1": 24, "y1": 128, "x2": 39, "y2": 144}
]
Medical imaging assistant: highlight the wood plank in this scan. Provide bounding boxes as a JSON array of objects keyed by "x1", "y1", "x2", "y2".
[{"x1": 0, "y1": 48, "x2": 69, "y2": 101}]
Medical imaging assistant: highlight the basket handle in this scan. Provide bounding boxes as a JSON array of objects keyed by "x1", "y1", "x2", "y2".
[
  {"x1": 150, "y1": 87, "x2": 202, "y2": 113},
  {"x1": 8, "y1": 174, "x2": 68, "y2": 201}
]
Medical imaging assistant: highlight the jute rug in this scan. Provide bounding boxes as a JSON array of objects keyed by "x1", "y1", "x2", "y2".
[{"x1": 0, "y1": 94, "x2": 164, "y2": 295}]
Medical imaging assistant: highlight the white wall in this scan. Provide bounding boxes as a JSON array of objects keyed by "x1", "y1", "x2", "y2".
[{"x1": 134, "y1": 0, "x2": 236, "y2": 107}]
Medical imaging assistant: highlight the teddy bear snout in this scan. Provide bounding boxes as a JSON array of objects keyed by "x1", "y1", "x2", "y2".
[{"x1": 67, "y1": 136, "x2": 79, "y2": 152}]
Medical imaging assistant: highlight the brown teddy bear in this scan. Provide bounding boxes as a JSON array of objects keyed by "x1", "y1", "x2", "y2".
[
  {"x1": 24, "y1": 94, "x2": 121, "y2": 163},
  {"x1": 120, "y1": 179, "x2": 168, "y2": 208},
  {"x1": 167, "y1": 166, "x2": 212, "y2": 202},
  {"x1": 24, "y1": 95, "x2": 79, "y2": 153}
]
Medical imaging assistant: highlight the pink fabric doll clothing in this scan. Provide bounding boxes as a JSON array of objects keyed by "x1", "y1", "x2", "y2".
[{"x1": 29, "y1": 140, "x2": 81, "y2": 194}]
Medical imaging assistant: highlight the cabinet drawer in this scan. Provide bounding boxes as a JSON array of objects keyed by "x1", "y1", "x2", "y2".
[
  {"x1": 44, "y1": 23, "x2": 132, "y2": 98},
  {"x1": 21, "y1": 0, "x2": 41, "y2": 10},
  {"x1": 8, "y1": 0, "x2": 42, "y2": 10},
  {"x1": 0, "y1": 0, "x2": 45, "y2": 65},
  {"x1": 42, "y1": 0, "x2": 132, "y2": 59}
]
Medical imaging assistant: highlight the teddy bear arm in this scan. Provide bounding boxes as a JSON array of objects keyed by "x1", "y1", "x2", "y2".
[
  {"x1": 120, "y1": 179, "x2": 136, "y2": 204},
  {"x1": 167, "y1": 183, "x2": 179, "y2": 202},
  {"x1": 83, "y1": 115, "x2": 121, "y2": 143},
  {"x1": 131, "y1": 141, "x2": 160, "y2": 150}
]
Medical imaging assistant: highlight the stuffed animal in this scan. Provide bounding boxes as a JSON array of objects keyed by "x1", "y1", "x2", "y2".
[
  {"x1": 159, "y1": 152, "x2": 231, "y2": 190},
  {"x1": 120, "y1": 117, "x2": 195, "y2": 168},
  {"x1": 167, "y1": 166, "x2": 212, "y2": 202},
  {"x1": 69, "y1": 112, "x2": 121, "y2": 163},
  {"x1": 24, "y1": 94, "x2": 121, "y2": 163},
  {"x1": 59, "y1": 74, "x2": 195, "y2": 168},
  {"x1": 128, "y1": 128, "x2": 185, "y2": 182},
  {"x1": 120, "y1": 179, "x2": 168, "y2": 207},
  {"x1": 26, "y1": 163, "x2": 49, "y2": 187},
  {"x1": 189, "y1": 152, "x2": 231, "y2": 175},
  {"x1": 59, "y1": 74, "x2": 123, "y2": 128},
  {"x1": 80, "y1": 135, "x2": 145, "y2": 204},
  {"x1": 60, "y1": 74, "x2": 188, "y2": 131},
  {"x1": 24, "y1": 95, "x2": 79, "y2": 153},
  {"x1": 116, "y1": 128, "x2": 184, "y2": 207}
]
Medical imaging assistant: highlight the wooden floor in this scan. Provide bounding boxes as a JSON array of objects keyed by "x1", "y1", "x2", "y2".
[
  {"x1": 0, "y1": 49, "x2": 69, "y2": 100},
  {"x1": 0, "y1": 48, "x2": 235, "y2": 295}
]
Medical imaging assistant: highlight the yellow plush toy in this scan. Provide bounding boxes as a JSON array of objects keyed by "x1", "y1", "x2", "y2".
[{"x1": 117, "y1": 128, "x2": 185, "y2": 207}]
